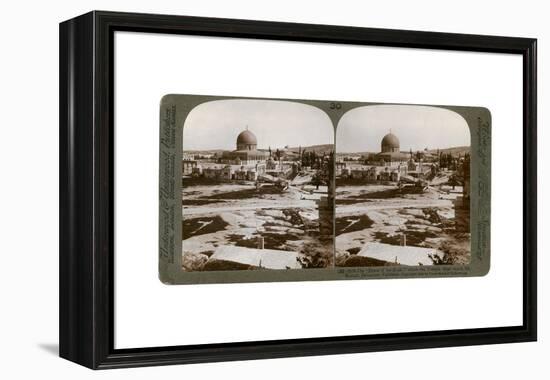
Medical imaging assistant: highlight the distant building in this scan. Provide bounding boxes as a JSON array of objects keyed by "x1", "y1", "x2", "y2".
[
  {"x1": 182, "y1": 152, "x2": 195, "y2": 161},
  {"x1": 186, "y1": 127, "x2": 297, "y2": 182},
  {"x1": 182, "y1": 152, "x2": 198, "y2": 175},
  {"x1": 343, "y1": 164, "x2": 406, "y2": 182},
  {"x1": 368, "y1": 132, "x2": 409, "y2": 166},
  {"x1": 195, "y1": 163, "x2": 266, "y2": 181},
  {"x1": 182, "y1": 159, "x2": 197, "y2": 175},
  {"x1": 338, "y1": 131, "x2": 451, "y2": 183},
  {"x1": 221, "y1": 128, "x2": 269, "y2": 165},
  {"x1": 338, "y1": 132, "x2": 412, "y2": 183},
  {"x1": 335, "y1": 161, "x2": 347, "y2": 175}
]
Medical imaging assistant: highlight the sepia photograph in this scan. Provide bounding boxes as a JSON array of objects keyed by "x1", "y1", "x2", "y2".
[
  {"x1": 335, "y1": 105, "x2": 471, "y2": 267},
  {"x1": 180, "y1": 99, "x2": 335, "y2": 272},
  {"x1": 160, "y1": 95, "x2": 489, "y2": 283}
]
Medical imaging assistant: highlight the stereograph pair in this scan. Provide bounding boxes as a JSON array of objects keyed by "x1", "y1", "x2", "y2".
[{"x1": 159, "y1": 94, "x2": 491, "y2": 284}]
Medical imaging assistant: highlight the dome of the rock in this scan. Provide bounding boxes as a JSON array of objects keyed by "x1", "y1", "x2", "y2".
[
  {"x1": 236, "y1": 129, "x2": 257, "y2": 150},
  {"x1": 381, "y1": 132, "x2": 400, "y2": 153}
]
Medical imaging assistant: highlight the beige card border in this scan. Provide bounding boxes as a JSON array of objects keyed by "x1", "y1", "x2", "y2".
[{"x1": 159, "y1": 94, "x2": 491, "y2": 285}]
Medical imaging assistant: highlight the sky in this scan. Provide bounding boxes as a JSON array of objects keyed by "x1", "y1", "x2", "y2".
[
  {"x1": 336, "y1": 104, "x2": 471, "y2": 153},
  {"x1": 182, "y1": 99, "x2": 334, "y2": 151}
]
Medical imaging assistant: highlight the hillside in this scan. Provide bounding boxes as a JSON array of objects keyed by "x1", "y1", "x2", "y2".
[
  {"x1": 183, "y1": 143, "x2": 335, "y2": 156},
  {"x1": 336, "y1": 146, "x2": 470, "y2": 157},
  {"x1": 182, "y1": 149, "x2": 226, "y2": 155},
  {"x1": 335, "y1": 151, "x2": 375, "y2": 156},
  {"x1": 427, "y1": 146, "x2": 470, "y2": 156},
  {"x1": 287, "y1": 144, "x2": 334, "y2": 154}
]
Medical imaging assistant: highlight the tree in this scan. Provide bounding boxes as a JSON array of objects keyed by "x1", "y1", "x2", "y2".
[
  {"x1": 311, "y1": 172, "x2": 321, "y2": 190},
  {"x1": 454, "y1": 153, "x2": 470, "y2": 188},
  {"x1": 301, "y1": 149, "x2": 308, "y2": 166}
]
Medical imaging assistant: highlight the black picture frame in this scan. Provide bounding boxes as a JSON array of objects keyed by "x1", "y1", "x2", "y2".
[{"x1": 59, "y1": 10, "x2": 537, "y2": 369}]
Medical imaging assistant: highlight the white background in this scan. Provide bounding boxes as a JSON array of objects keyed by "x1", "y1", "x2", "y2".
[
  {"x1": 115, "y1": 33, "x2": 522, "y2": 348},
  {"x1": 0, "y1": 0, "x2": 547, "y2": 378}
]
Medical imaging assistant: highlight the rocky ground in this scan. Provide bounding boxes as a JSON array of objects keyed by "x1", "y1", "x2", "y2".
[
  {"x1": 181, "y1": 179, "x2": 333, "y2": 271},
  {"x1": 335, "y1": 184, "x2": 470, "y2": 266},
  {"x1": 181, "y1": 178, "x2": 470, "y2": 271}
]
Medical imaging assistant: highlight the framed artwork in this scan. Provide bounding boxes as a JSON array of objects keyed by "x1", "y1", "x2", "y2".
[{"x1": 60, "y1": 11, "x2": 537, "y2": 369}]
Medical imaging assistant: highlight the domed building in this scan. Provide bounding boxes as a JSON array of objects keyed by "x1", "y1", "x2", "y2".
[
  {"x1": 381, "y1": 132, "x2": 400, "y2": 153},
  {"x1": 374, "y1": 131, "x2": 409, "y2": 165},
  {"x1": 221, "y1": 127, "x2": 269, "y2": 165},
  {"x1": 236, "y1": 129, "x2": 257, "y2": 151}
]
